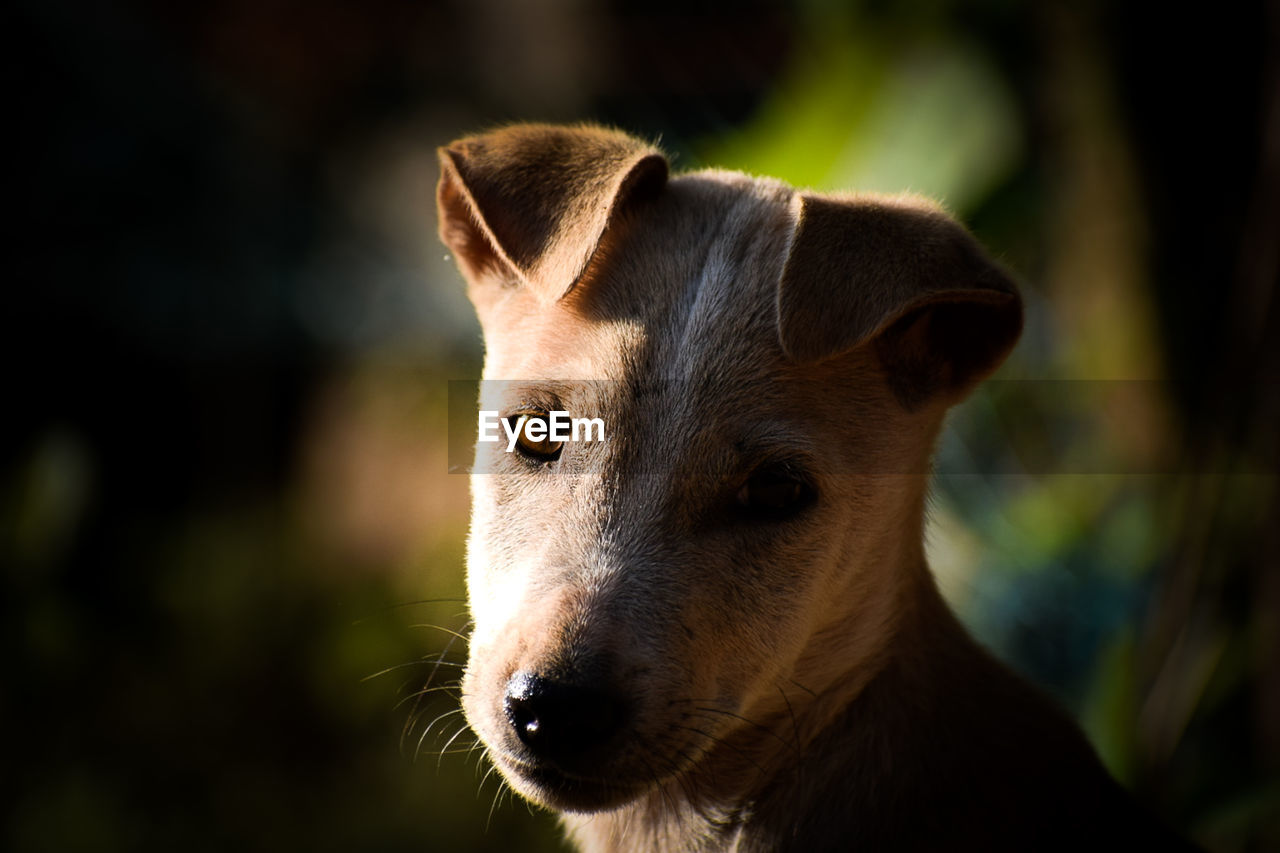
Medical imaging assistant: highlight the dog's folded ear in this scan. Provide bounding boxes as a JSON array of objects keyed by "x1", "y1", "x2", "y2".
[
  {"x1": 437, "y1": 124, "x2": 668, "y2": 302},
  {"x1": 777, "y1": 193, "x2": 1023, "y2": 407}
]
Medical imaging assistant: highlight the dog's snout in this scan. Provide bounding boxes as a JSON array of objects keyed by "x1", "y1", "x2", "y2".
[{"x1": 503, "y1": 670, "x2": 626, "y2": 768}]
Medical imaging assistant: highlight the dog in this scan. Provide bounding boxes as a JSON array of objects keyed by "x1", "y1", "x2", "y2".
[{"x1": 435, "y1": 124, "x2": 1195, "y2": 851}]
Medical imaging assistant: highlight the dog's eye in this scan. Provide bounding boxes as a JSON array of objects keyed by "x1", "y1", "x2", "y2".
[
  {"x1": 505, "y1": 412, "x2": 564, "y2": 462},
  {"x1": 735, "y1": 466, "x2": 814, "y2": 520}
]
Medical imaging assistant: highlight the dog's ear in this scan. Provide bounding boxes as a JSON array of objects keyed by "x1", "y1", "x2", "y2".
[
  {"x1": 777, "y1": 193, "x2": 1022, "y2": 406},
  {"x1": 437, "y1": 124, "x2": 668, "y2": 303}
]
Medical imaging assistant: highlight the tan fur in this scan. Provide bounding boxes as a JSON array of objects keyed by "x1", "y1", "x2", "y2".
[{"x1": 436, "y1": 124, "x2": 1195, "y2": 852}]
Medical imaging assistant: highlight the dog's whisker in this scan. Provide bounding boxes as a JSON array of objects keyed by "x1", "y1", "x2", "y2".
[
  {"x1": 412, "y1": 629, "x2": 467, "y2": 712},
  {"x1": 671, "y1": 745, "x2": 713, "y2": 811},
  {"x1": 483, "y1": 774, "x2": 507, "y2": 833},
  {"x1": 423, "y1": 638, "x2": 466, "y2": 677},
  {"x1": 477, "y1": 761, "x2": 508, "y2": 827},
  {"x1": 690, "y1": 705, "x2": 795, "y2": 754},
  {"x1": 404, "y1": 659, "x2": 465, "y2": 668},
  {"x1": 393, "y1": 630, "x2": 466, "y2": 749},
  {"x1": 673, "y1": 722, "x2": 769, "y2": 781},
  {"x1": 774, "y1": 683, "x2": 804, "y2": 756},
  {"x1": 432, "y1": 719, "x2": 479, "y2": 754},
  {"x1": 400, "y1": 662, "x2": 464, "y2": 750},
  {"x1": 477, "y1": 762, "x2": 498, "y2": 794},
  {"x1": 436, "y1": 718, "x2": 475, "y2": 769},
  {"x1": 399, "y1": 676, "x2": 463, "y2": 698},
  {"x1": 348, "y1": 598, "x2": 469, "y2": 628},
  {"x1": 398, "y1": 674, "x2": 463, "y2": 750},
  {"x1": 361, "y1": 656, "x2": 463, "y2": 683},
  {"x1": 384, "y1": 597, "x2": 469, "y2": 610},
  {"x1": 392, "y1": 683, "x2": 460, "y2": 713},
  {"x1": 361, "y1": 661, "x2": 420, "y2": 683},
  {"x1": 646, "y1": 743, "x2": 704, "y2": 820},
  {"x1": 784, "y1": 676, "x2": 818, "y2": 699},
  {"x1": 476, "y1": 751, "x2": 498, "y2": 785},
  {"x1": 652, "y1": 742, "x2": 721, "y2": 831},
  {"x1": 412, "y1": 707, "x2": 458, "y2": 762},
  {"x1": 633, "y1": 750, "x2": 679, "y2": 818},
  {"x1": 405, "y1": 622, "x2": 473, "y2": 644}
]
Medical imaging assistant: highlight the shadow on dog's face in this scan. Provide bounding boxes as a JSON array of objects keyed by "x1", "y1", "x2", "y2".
[{"x1": 437, "y1": 125, "x2": 1021, "y2": 813}]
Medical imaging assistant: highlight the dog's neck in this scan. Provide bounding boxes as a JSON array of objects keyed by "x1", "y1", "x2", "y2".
[{"x1": 564, "y1": 541, "x2": 961, "y2": 853}]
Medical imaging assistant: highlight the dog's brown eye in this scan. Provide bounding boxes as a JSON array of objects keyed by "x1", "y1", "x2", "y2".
[
  {"x1": 506, "y1": 412, "x2": 564, "y2": 461},
  {"x1": 735, "y1": 466, "x2": 814, "y2": 519}
]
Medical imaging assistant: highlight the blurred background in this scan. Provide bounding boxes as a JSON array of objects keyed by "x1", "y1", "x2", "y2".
[{"x1": 5, "y1": 0, "x2": 1277, "y2": 850}]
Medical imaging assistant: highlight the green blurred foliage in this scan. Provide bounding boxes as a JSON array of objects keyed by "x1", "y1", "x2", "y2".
[{"x1": 700, "y1": 6, "x2": 1022, "y2": 211}]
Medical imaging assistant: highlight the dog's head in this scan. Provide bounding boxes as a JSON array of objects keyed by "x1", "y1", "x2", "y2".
[{"x1": 437, "y1": 124, "x2": 1021, "y2": 813}]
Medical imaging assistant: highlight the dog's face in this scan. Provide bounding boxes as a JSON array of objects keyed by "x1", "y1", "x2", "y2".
[{"x1": 437, "y1": 125, "x2": 1021, "y2": 813}]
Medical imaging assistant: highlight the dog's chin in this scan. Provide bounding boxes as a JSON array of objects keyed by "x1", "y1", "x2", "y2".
[{"x1": 496, "y1": 753, "x2": 652, "y2": 814}]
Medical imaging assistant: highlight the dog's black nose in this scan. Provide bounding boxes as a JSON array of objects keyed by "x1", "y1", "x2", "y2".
[{"x1": 503, "y1": 670, "x2": 625, "y2": 768}]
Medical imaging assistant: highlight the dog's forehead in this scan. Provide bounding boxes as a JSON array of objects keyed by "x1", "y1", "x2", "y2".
[
  {"x1": 481, "y1": 170, "x2": 796, "y2": 385},
  {"x1": 575, "y1": 172, "x2": 820, "y2": 479},
  {"x1": 586, "y1": 170, "x2": 796, "y2": 381}
]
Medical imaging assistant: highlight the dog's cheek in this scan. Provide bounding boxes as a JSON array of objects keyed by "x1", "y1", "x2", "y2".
[{"x1": 667, "y1": 547, "x2": 811, "y2": 700}]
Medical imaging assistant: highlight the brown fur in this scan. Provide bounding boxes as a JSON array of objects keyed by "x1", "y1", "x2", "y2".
[{"x1": 436, "y1": 123, "x2": 1195, "y2": 852}]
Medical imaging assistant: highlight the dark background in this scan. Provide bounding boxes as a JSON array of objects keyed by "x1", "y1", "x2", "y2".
[{"x1": 5, "y1": 0, "x2": 1277, "y2": 850}]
